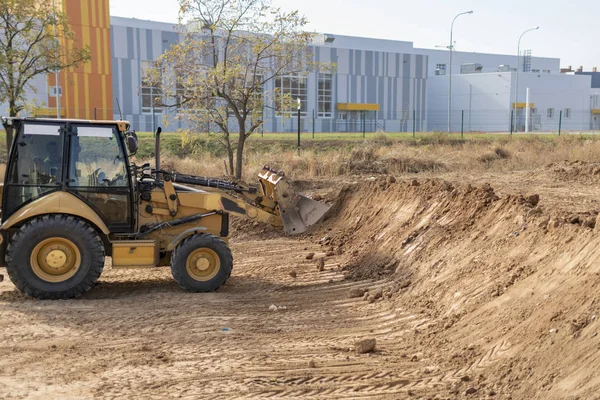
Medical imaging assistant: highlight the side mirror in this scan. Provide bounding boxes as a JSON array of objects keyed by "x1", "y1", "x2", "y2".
[{"x1": 126, "y1": 131, "x2": 138, "y2": 155}]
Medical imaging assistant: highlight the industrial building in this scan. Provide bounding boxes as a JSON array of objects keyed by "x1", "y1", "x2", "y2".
[
  {"x1": 1, "y1": 0, "x2": 598, "y2": 133},
  {"x1": 109, "y1": 17, "x2": 575, "y2": 133},
  {"x1": 428, "y1": 72, "x2": 593, "y2": 132},
  {"x1": 563, "y1": 67, "x2": 600, "y2": 131}
]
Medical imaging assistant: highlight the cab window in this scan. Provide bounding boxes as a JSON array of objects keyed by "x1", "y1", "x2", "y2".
[
  {"x1": 3, "y1": 123, "x2": 64, "y2": 219},
  {"x1": 67, "y1": 126, "x2": 128, "y2": 187},
  {"x1": 8, "y1": 123, "x2": 63, "y2": 185}
]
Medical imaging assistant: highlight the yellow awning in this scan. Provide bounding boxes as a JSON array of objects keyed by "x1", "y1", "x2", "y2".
[
  {"x1": 511, "y1": 102, "x2": 535, "y2": 109},
  {"x1": 592, "y1": 109, "x2": 600, "y2": 115},
  {"x1": 337, "y1": 103, "x2": 380, "y2": 111}
]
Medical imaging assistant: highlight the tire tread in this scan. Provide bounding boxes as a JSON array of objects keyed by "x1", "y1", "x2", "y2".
[{"x1": 6, "y1": 214, "x2": 105, "y2": 300}]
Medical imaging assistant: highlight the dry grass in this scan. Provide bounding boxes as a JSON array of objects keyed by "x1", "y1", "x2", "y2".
[
  {"x1": 4, "y1": 135, "x2": 600, "y2": 183},
  {"x1": 140, "y1": 135, "x2": 600, "y2": 181}
]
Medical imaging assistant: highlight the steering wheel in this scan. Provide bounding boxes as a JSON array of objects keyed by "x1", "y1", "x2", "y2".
[{"x1": 92, "y1": 168, "x2": 108, "y2": 186}]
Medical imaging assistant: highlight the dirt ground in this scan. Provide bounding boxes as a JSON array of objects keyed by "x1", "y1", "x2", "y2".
[{"x1": 1, "y1": 162, "x2": 600, "y2": 399}]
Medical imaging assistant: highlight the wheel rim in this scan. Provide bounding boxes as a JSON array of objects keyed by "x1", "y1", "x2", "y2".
[
  {"x1": 186, "y1": 248, "x2": 220, "y2": 282},
  {"x1": 30, "y1": 237, "x2": 81, "y2": 283}
]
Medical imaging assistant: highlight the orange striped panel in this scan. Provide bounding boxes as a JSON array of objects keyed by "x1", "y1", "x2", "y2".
[{"x1": 48, "y1": 0, "x2": 113, "y2": 120}]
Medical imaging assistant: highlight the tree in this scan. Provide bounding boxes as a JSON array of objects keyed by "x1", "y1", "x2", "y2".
[
  {"x1": 156, "y1": 0, "x2": 328, "y2": 179},
  {"x1": 0, "y1": 0, "x2": 91, "y2": 146}
]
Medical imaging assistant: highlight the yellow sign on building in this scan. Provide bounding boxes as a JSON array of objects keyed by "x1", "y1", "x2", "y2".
[
  {"x1": 336, "y1": 103, "x2": 380, "y2": 111},
  {"x1": 511, "y1": 103, "x2": 535, "y2": 109}
]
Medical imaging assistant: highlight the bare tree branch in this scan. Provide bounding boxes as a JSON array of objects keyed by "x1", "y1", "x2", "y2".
[{"x1": 157, "y1": 0, "x2": 320, "y2": 178}]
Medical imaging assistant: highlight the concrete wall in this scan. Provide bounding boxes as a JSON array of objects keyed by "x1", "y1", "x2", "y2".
[
  {"x1": 311, "y1": 34, "x2": 414, "y2": 54},
  {"x1": 417, "y1": 48, "x2": 560, "y2": 77},
  {"x1": 428, "y1": 72, "x2": 592, "y2": 132},
  {"x1": 428, "y1": 73, "x2": 513, "y2": 131},
  {"x1": 574, "y1": 72, "x2": 600, "y2": 88},
  {"x1": 519, "y1": 73, "x2": 592, "y2": 131},
  {"x1": 110, "y1": 16, "x2": 180, "y2": 132}
]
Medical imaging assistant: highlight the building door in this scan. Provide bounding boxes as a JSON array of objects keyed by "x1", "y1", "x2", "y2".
[
  {"x1": 593, "y1": 115, "x2": 600, "y2": 130},
  {"x1": 2, "y1": 122, "x2": 65, "y2": 220}
]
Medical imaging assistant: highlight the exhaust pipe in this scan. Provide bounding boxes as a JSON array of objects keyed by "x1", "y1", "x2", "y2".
[{"x1": 155, "y1": 127, "x2": 162, "y2": 181}]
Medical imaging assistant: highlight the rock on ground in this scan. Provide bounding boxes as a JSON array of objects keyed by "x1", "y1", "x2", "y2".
[
  {"x1": 355, "y1": 338, "x2": 376, "y2": 354},
  {"x1": 349, "y1": 288, "x2": 366, "y2": 298}
]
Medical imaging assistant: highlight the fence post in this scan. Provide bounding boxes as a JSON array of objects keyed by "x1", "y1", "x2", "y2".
[
  {"x1": 412, "y1": 109, "x2": 416, "y2": 139},
  {"x1": 297, "y1": 108, "x2": 301, "y2": 154},
  {"x1": 362, "y1": 110, "x2": 366, "y2": 139},
  {"x1": 461, "y1": 110, "x2": 464, "y2": 140},
  {"x1": 312, "y1": 109, "x2": 315, "y2": 139},
  {"x1": 510, "y1": 110, "x2": 514, "y2": 135},
  {"x1": 558, "y1": 110, "x2": 562, "y2": 135}
]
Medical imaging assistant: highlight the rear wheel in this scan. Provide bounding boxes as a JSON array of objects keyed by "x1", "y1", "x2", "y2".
[
  {"x1": 171, "y1": 234, "x2": 233, "y2": 292},
  {"x1": 6, "y1": 215, "x2": 105, "y2": 299}
]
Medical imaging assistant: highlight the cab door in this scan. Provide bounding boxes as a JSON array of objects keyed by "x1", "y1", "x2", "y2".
[
  {"x1": 1, "y1": 121, "x2": 65, "y2": 221},
  {"x1": 66, "y1": 124, "x2": 134, "y2": 233}
]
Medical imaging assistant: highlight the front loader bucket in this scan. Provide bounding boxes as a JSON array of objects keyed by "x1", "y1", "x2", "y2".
[
  {"x1": 279, "y1": 193, "x2": 331, "y2": 234},
  {"x1": 258, "y1": 168, "x2": 330, "y2": 234}
]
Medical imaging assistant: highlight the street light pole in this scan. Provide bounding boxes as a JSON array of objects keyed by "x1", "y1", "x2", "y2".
[
  {"x1": 52, "y1": 0, "x2": 61, "y2": 118},
  {"x1": 448, "y1": 10, "x2": 473, "y2": 133},
  {"x1": 513, "y1": 26, "x2": 539, "y2": 132}
]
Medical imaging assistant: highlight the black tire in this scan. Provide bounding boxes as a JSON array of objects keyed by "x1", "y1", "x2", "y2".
[
  {"x1": 6, "y1": 215, "x2": 105, "y2": 300},
  {"x1": 171, "y1": 234, "x2": 233, "y2": 292}
]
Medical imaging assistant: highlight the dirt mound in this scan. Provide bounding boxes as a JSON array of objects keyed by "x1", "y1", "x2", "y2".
[
  {"x1": 549, "y1": 160, "x2": 600, "y2": 183},
  {"x1": 313, "y1": 177, "x2": 600, "y2": 399}
]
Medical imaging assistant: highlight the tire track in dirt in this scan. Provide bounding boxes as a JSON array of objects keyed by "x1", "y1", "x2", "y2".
[{"x1": 0, "y1": 237, "x2": 452, "y2": 399}]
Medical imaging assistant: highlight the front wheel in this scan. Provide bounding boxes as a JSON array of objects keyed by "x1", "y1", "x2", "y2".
[
  {"x1": 170, "y1": 234, "x2": 233, "y2": 292},
  {"x1": 5, "y1": 215, "x2": 105, "y2": 299}
]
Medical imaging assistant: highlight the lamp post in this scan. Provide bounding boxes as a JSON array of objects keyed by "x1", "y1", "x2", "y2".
[
  {"x1": 513, "y1": 26, "x2": 539, "y2": 132},
  {"x1": 52, "y1": 0, "x2": 61, "y2": 118},
  {"x1": 448, "y1": 10, "x2": 473, "y2": 133},
  {"x1": 297, "y1": 98, "x2": 301, "y2": 152}
]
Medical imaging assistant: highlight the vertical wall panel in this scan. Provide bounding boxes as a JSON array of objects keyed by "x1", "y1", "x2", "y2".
[{"x1": 48, "y1": 0, "x2": 113, "y2": 119}]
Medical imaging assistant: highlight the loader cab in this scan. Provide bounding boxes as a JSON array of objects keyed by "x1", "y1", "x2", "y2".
[{"x1": 2, "y1": 118, "x2": 135, "y2": 233}]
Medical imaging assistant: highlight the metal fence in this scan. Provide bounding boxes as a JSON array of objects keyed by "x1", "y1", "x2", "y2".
[{"x1": 25, "y1": 107, "x2": 600, "y2": 135}]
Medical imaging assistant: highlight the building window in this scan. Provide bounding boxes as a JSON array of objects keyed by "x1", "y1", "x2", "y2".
[
  {"x1": 564, "y1": 108, "x2": 571, "y2": 118},
  {"x1": 531, "y1": 69, "x2": 540, "y2": 73},
  {"x1": 318, "y1": 73, "x2": 333, "y2": 118},
  {"x1": 174, "y1": 69, "x2": 185, "y2": 110},
  {"x1": 249, "y1": 73, "x2": 264, "y2": 107},
  {"x1": 50, "y1": 86, "x2": 62, "y2": 97},
  {"x1": 543, "y1": 69, "x2": 551, "y2": 74},
  {"x1": 547, "y1": 108, "x2": 554, "y2": 119},
  {"x1": 275, "y1": 73, "x2": 307, "y2": 115},
  {"x1": 141, "y1": 60, "x2": 163, "y2": 114},
  {"x1": 435, "y1": 63, "x2": 446, "y2": 75}
]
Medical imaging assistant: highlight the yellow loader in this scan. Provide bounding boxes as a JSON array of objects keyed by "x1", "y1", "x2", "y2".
[{"x1": 0, "y1": 117, "x2": 329, "y2": 299}]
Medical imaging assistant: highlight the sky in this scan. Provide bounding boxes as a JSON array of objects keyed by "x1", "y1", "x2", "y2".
[{"x1": 109, "y1": 0, "x2": 600, "y2": 69}]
